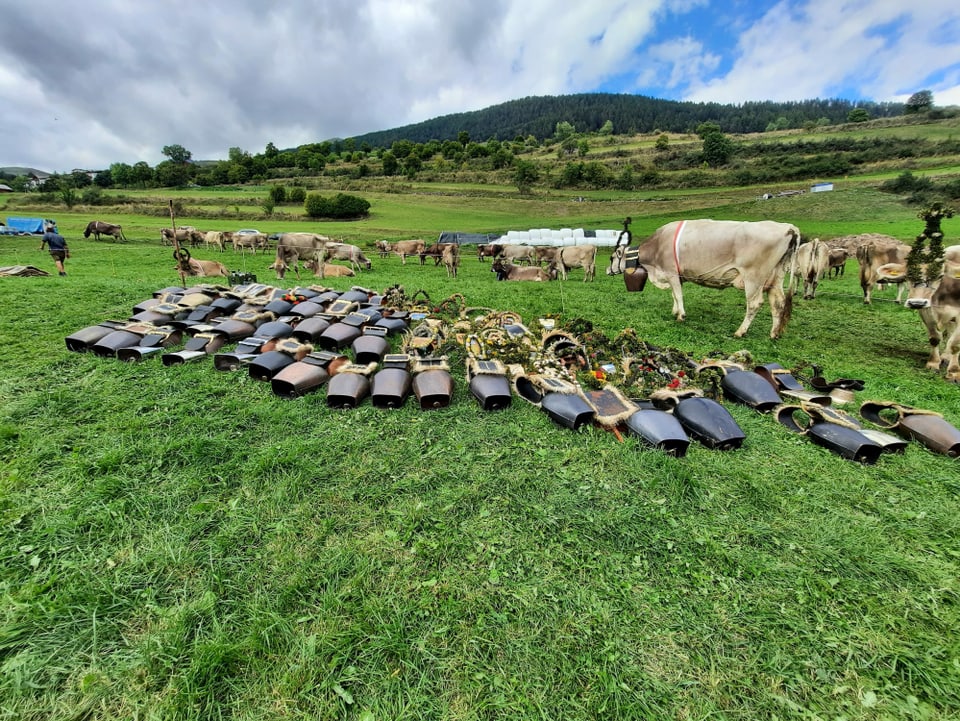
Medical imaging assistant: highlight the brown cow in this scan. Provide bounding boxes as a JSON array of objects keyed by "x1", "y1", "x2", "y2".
[
  {"x1": 608, "y1": 219, "x2": 800, "y2": 338},
  {"x1": 827, "y1": 248, "x2": 848, "y2": 278},
  {"x1": 376, "y1": 239, "x2": 425, "y2": 264},
  {"x1": 324, "y1": 242, "x2": 372, "y2": 271},
  {"x1": 794, "y1": 238, "x2": 829, "y2": 299},
  {"x1": 419, "y1": 243, "x2": 447, "y2": 266},
  {"x1": 555, "y1": 244, "x2": 597, "y2": 282},
  {"x1": 160, "y1": 227, "x2": 196, "y2": 246},
  {"x1": 302, "y1": 261, "x2": 356, "y2": 278},
  {"x1": 491, "y1": 258, "x2": 554, "y2": 281},
  {"x1": 442, "y1": 243, "x2": 460, "y2": 278},
  {"x1": 877, "y1": 244, "x2": 960, "y2": 381},
  {"x1": 533, "y1": 247, "x2": 559, "y2": 266},
  {"x1": 498, "y1": 244, "x2": 536, "y2": 265},
  {"x1": 176, "y1": 258, "x2": 229, "y2": 277},
  {"x1": 233, "y1": 232, "x2": 269, "y2": 254},
  {"x1": 477, "y1": 244, "x2": 503, "y2": 262},
  {"x1": 274, "y1": 232, "x2": 329, "y2": 280},
  {"x1": 856, "y1": 239, "x2": 911, "y2": 304}
]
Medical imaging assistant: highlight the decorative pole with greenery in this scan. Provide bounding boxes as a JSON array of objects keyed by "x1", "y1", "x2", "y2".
[{"x1": 907, "y1": 202, "x2": 954, "y2": 284}]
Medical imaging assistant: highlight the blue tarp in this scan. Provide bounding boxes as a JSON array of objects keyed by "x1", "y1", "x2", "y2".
[{"x1": 4, "y1": 217, "x2": 57, "y2": 234}]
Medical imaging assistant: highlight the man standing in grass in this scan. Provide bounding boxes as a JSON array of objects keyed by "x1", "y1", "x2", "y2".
[{"x1": 40, "y1": 224, "x2": 69, "y2": 276}]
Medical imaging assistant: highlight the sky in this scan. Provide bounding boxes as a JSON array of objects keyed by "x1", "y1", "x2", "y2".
[{"x1": 2, "y1": 0, "x2": 960, "y2": 174}]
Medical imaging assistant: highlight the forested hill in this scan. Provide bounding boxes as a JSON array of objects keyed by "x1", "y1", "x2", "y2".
[{"x1": 349, "y1": 93, "x2": 904, "y2": 147}]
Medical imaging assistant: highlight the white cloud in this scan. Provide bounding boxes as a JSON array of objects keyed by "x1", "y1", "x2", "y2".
[
  {"x1": 2, "y1": 0, "x2": 959, "y2": 172},
  {"x1": 684, "y1": 1, "x2": 960, "y2": 103}
]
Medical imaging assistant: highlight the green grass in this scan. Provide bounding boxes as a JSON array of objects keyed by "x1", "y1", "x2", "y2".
[{"x1": 1, "y1": 184, "x2": 959, "y2": 720}]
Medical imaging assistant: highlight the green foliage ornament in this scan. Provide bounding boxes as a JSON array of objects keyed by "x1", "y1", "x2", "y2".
[{"x1": 907, "y1": 202, "x2": 954, "y2": 284}]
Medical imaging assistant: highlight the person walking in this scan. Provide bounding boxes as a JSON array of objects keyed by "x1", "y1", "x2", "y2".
[{"x1": 40, "y1": 225, "x2": 69, "y2": 276}]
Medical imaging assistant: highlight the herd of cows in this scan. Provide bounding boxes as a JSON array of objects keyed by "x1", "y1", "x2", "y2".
[{"x1": 77, "y1": 217, "x2": 960, "y2": 383}]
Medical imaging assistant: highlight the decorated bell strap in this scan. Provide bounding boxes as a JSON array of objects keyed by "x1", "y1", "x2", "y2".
[
  {"x1": 337, "y1": 361, "x2": 378, "y2": 376},
  {"x1": 411, "y1": 356, "x2": 450, "y2": 375},
  {"x1": 860, "y1": 401, "x2": 960, "y2": 457},
  {"x1": 860, "y1": 401, "x2": 942, "y2": 428},
  {"x1": 230, "y1": 309, "x2": 277, "y2": 326},
  {"x1": 583, "y1": 384, "x2": 639, "y2": 428},
  {"x1": 696, "y1": 359, "x2": 745, "y2": 375},
  {"x1": 647, "y1": 387, "x2": 704, "y2": 411},
  {"x1": 273, "y1": 338, "x2": 315, "y2": 360},
  {"x1": 775, "y1": 401, "x2": 863, "y2": 433},
  {"x1": 466, "y1": 357, "x2": 507, "y2": 380}
]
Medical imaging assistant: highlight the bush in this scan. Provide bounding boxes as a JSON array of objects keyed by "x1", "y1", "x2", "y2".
[
  {"x1": 879, "y1": 171, "x2": 932, "y2": 195},
  {"x1": 304, "y1": 192, "x2": 371, "y2": 219},
  {"x1": 288, "y1": 186, "x2": 306, "y2": 203}
]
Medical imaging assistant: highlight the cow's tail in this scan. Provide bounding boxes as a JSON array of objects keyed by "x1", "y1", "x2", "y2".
[{"x1": 774, "y1": 228, "x2": 801, "y2": 338}]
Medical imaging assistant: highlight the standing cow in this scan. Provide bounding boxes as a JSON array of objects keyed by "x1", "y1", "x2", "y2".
[
  {"x1": 856, "y1": 239, "x2": 911, "y2": 304},
  {"x1": 324, "y1": 242, "x2": 372, "y2": 272},
  {"x1": 795, "y1": 238, "x2": 829, "y2": 299},
  {"x1": 273, "y1": 232, "x2": 330, "y2": 280},
  {"x1": 608, "y1": 219, "x2": 800, "y2": 338},
  {"x1": 555, "y1": 244, "x2": 597, "y2": 282}
]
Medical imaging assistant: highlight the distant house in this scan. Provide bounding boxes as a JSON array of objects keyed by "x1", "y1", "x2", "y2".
[{"x1": 0, "y1": 184, "x2": 13, "y2": 193}]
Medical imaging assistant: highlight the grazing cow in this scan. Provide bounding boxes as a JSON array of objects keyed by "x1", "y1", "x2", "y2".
[
  {"x1": 376, "y1": 239, "x2": 425, "y2": 264},
  {"x1": 856, "y1": 239, "x2": 911, "y2": 304},
  {"x1": 498, "y1": 244, "x2": 536, "y2": 265},
  {"x1": 419, "y1": 243, "x2": 447, "y2": 266},
  {"x1": 160, "y1": 227, "x2": 195, "y2": 246},
  {"x1": 233, "y1": 232, "x2": 269, "y2": 254},
  {"x1": 827, "y1": 248, "x2": 848, "y2": 278},
  {"x1": 555, "y1": 244, "x2": 598, "y2": 282},
  {"x1": 176, "y1": 258, "x2": 229, "y2": 277},
  {"x1": 607, "y1": 219, "x2": 800, "y2": 338},
  {"x1": 491, "y1": 258, "x2": 554, "y2": 281},
  {"x1": 533, "y1": 247, "x2": 560, "y2": 266},
  {"x1": 878, "y1": 245, "x2": 960, "y2": 381},
  {"x1": 83, "y1": 220, "x2": 126, "y2": 242},
  {"x1": 324, "y1": 242, "x2": 372, "y2": 271},
  {"x1": 274, "y1": 232, "x2": 330, "y2": 280},
  {"x1": 477, "y1": 244, "x2": 503, "y2": 262},
  {"x1": 794, "y1": 238, "x2": 830, "y2": 299},
  {"x1": 442, "y1": 243, "x2": 460, "y2": 278}
]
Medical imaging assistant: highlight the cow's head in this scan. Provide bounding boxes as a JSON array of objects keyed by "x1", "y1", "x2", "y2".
[{"x1": 607, "y1": 246, "x2": 626, "y2": 275}]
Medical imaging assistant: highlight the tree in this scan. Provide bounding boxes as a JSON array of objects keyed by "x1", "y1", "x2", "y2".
[
  {"x1": 655, "y1": 133, "x2": 669, "y2": 151},
  {"x1": 702, "y1": 130, "x2": 733, "y2": 167},
  {"x1": 554, "y1": 121, "x2": 575, "y2": 141},
  {"x1": 269, "y1": 185, "x2": 286, "y2": 204},
  {"x1": 577, "y1": 139, "x2": 590, "y2": 158},
  {"x1": 513, "y1": 159, "x2": 539, "y2": 193},
  {"x1": 93, "y1": 169, "x2": 113, "y2": 188},
  {"x1": 905, "y1": 90, "x2": 933, "y2": 114},
  {"x1": 381, "y1": 151, "x2": 399, "y2": 176},
  {"x1": 847, "y1": 108, "x2": 870, "y2": 123},
  {"x1": 161, "y1": 144, "x2": 192, "y2": 164},
  {"x1": 598, "y1": 120, "x2": 614, "y2": 135}
]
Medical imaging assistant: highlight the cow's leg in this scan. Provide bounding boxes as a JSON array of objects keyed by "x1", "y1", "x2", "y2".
[
  {"x1": 666, "y1": 277, "x2": 686, "y2": 322},
  {"x1": 919, "y1": 308, "x2": 944, "y2": 371},
  {"x1": 766, "y1": 276, "x2": 791, "y2": 339},
  {"x1": 735, "y1": 281, "x2": 767, "y2": 337},
  {"x1": 944, "y1": 322, "x2": 960, "y2": 381}
]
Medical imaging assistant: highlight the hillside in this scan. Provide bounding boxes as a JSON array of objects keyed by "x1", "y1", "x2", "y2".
[{"x1": 348, "y1": 93, "x2": 905, "y2": 147}]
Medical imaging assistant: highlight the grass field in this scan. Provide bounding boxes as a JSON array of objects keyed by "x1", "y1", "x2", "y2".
[{"x1": 1, "y1": 182, "x2": 959, "y2": 720}]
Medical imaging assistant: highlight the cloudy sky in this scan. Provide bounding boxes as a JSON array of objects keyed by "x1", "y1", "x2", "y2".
[{"x1": 2, "y1": 0, "x2": 959, "y2": 173}]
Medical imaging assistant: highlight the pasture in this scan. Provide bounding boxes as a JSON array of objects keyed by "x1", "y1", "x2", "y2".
[{"x1": 1, "y1": 182, "x2": 958, "y2": 720}]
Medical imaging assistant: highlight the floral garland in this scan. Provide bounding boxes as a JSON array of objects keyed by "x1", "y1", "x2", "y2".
[{"x1": 907, "y1": 203, "x2": 954, "y2": 284}]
